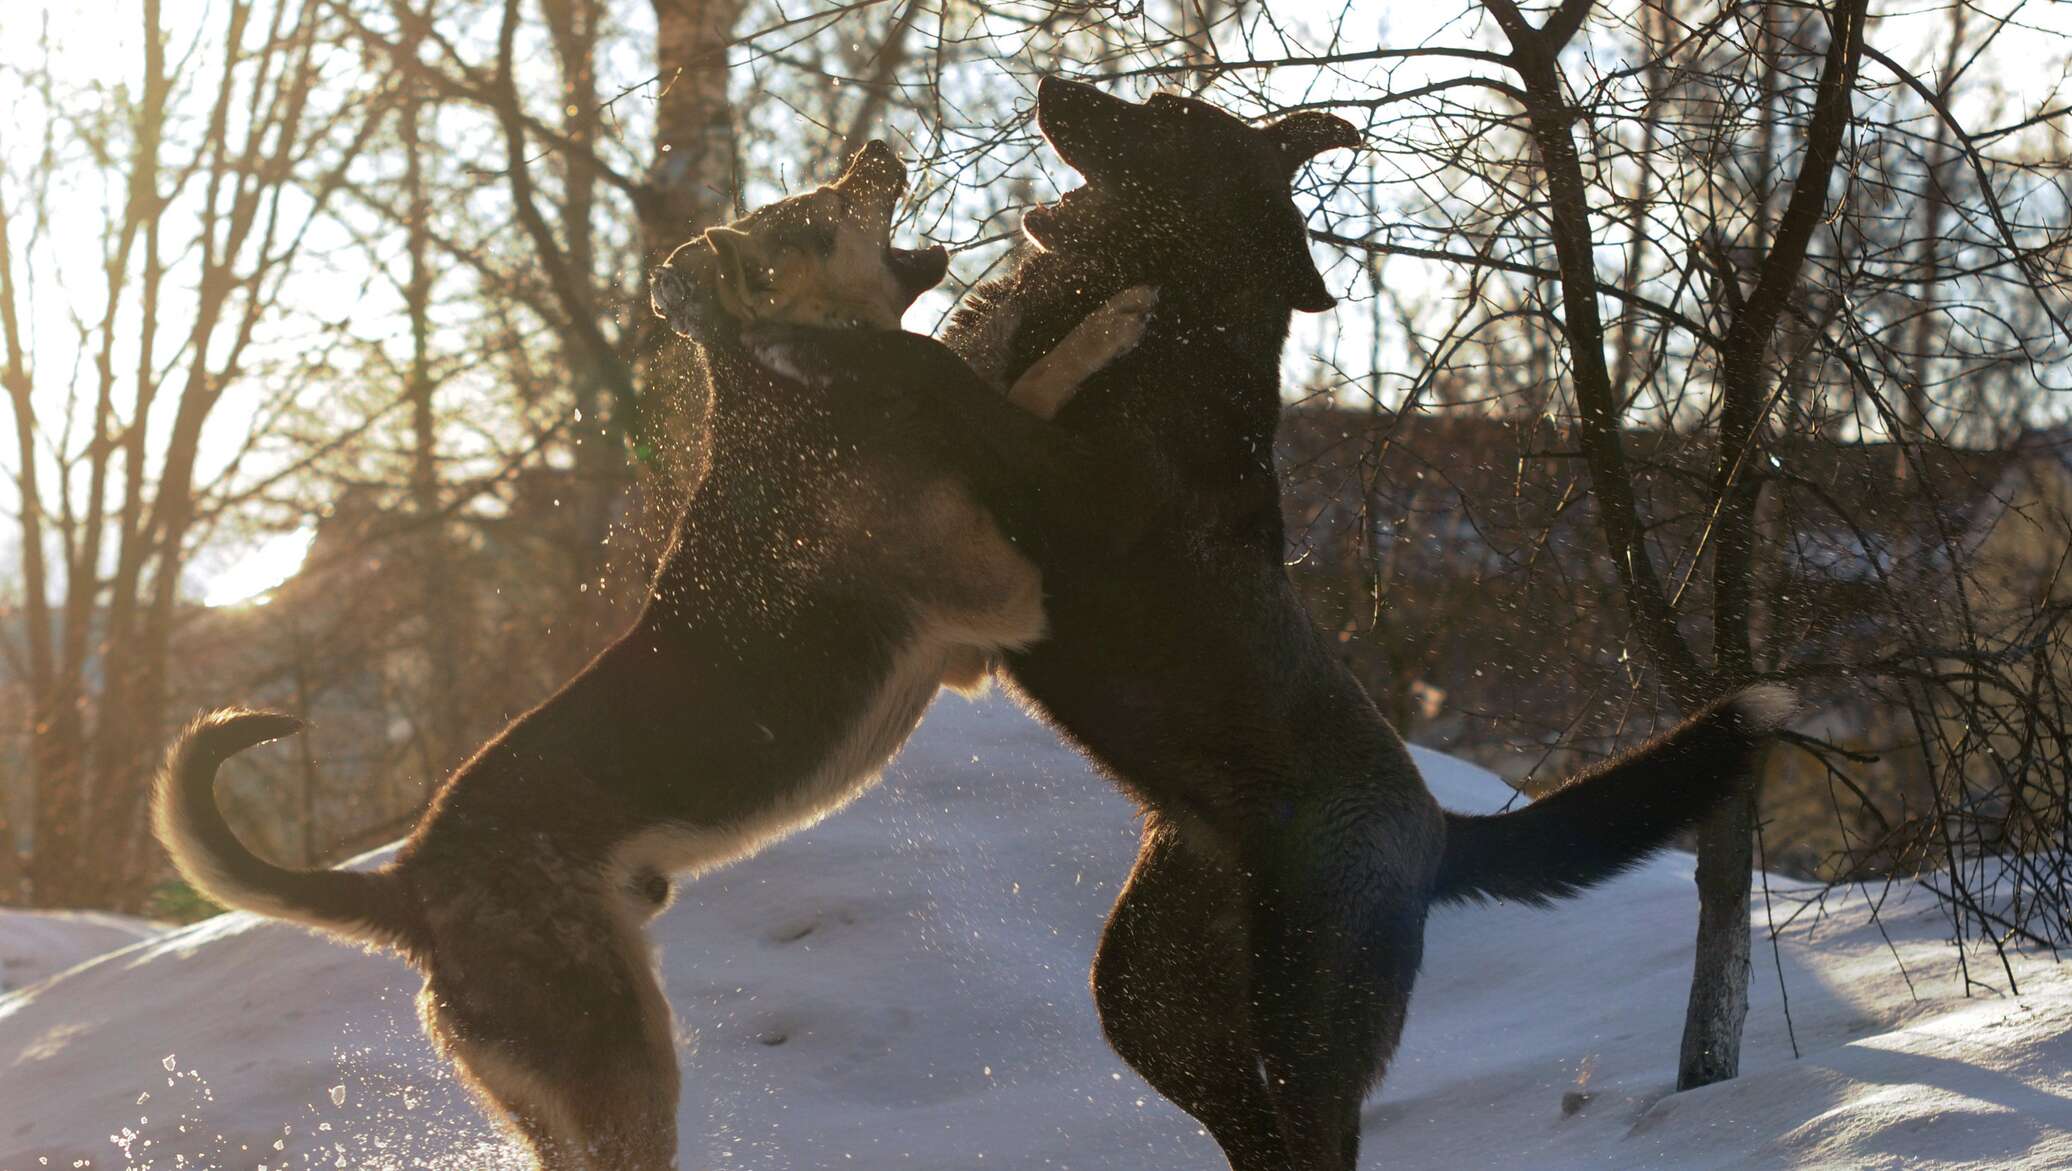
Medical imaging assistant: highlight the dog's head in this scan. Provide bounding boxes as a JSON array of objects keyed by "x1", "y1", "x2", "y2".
[
  {"x1": 1021, "y1": 78, "x2": 1358, "y2": 313},
  {"x1": 651, "y1": 141, "x2": 949, "y2": 341}
]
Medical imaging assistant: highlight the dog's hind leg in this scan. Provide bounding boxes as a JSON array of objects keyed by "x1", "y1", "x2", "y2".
[
  {"x1": 1093, "y1": 816, "x2": 1287, "y2": 1171},
  {"x1": 449, "y1": 1033, "x2": 677, "y2": 1171},
  {"x1": 418, "y1": 883, "x2": 679, "y2": 1171},
  {"x1": 1243, "y1": 798, "x2": 1434, "y2": 1171}
]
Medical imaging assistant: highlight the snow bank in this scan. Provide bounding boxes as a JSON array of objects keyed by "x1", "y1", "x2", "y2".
[
  {"x1": 2, "y1": 693, "x2": 2066, "y2": 1169},
  {"x1": 0, "y1": 909, "x2": 162, "y2": 995}
]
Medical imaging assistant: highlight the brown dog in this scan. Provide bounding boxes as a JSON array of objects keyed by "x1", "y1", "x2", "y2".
[{"x1": 154, "y1": 141, "x2": 1152, "y2": 1171}]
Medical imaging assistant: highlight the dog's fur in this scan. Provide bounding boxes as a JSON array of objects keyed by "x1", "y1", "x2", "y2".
[
  {"x1": 914, "y1": 80, "x2": 1795, "y2": 1170},
  {"x1": 153, "y1": 141, "x2": 1154, "y2": 1171}
]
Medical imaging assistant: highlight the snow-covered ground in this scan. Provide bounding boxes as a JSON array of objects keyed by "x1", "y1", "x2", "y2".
[
  {"x1": 2, "y1": 692, "x2": 2067, "y2": 1170},
  {"x1": 0, "y1": 908, "x2": 162, "y2": 995}
]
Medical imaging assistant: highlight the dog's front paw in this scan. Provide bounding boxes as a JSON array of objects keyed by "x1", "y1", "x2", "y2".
[
  {"x1": 1084, "y1": 284, "x2": 1159, "y2": 361},
  {"x1": 1102, "y1": 286, "x2": 1168, "y2": 344},
  {"x1": 1004, "y1": 285, "x2": 1163, "y2": 419},
  {"x1": 1104, "y1": 283, "x2": 1161, "y2": 321}
]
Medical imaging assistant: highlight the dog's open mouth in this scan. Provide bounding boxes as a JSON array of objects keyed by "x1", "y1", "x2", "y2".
[
  {"x1": 1022, "y1": 198, "x2": 1067, "y2": 244},
  {"x1": 1023, "y1": 186, "x2": 1109, "y2": 248},
  {"x1": 888, "y1": 245, "x2": 949, "y2": 306}
]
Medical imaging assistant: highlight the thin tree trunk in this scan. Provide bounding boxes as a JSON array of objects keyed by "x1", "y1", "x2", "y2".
[
  {"x1": 1483, "y1": 0, "x2": 1863, "y2": 1089},
  {"x1": 401, "y1": 55, "x2": 467, "y2": 770},
  {"x1": 629, "y1": 0, "x2": 745, "y2": 532},
  {"x1": 1905, "y1": 4, "x2": 1966, "y2": 434},
  {"x1": 94, "y1": 0, "x2": 346, "y2": 905},
  {"x1": 835, "y1": 0, "x2": 921, "y2": 167},
  {"x1": 1680, "y1": 0, "x2": 1867, "y2": 1090},
  {"x1": 0, "y1": 166, "x2": 82, "y2": 905},
  {"x1": 1676, "y1": 0, "x2": 1781, "y2": 1089},
  {"x1": 1483, "y1": 0, "x2": 1713, "y2": 700},
  {"x1": 1677, "y1": 785, "x2": 1759, "y2": 1083},
  {"x1": 648, "y1": 0, "x2": 745, "y2": 259},
  {"x1": 543, "y1": 0, "x2": 630, "y2": 667}
]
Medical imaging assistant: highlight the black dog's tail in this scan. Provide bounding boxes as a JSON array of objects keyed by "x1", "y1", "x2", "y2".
[
  {"x1": 152, "y1": 709, "x2": 424, "y2": 954},
  {"x1": 1432, "y1": 684, "x2": 1796, "y2": 906}
]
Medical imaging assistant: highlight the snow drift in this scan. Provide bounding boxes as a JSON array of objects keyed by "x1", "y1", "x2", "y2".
[
  {"x1": 0, "y1": 909, "x2": 161, "y2": 996},
  {"x1": 2, "y1": 693, "x2": 2067, "y2": 1169}
]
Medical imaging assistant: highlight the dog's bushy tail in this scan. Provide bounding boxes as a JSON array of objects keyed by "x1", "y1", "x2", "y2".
[
  {"x1": 153, "y1": 709, "x2": 424, "y2": 954},
  {"x1": 1432, "y1": 685, "x2": 1796, "y2": 907}
]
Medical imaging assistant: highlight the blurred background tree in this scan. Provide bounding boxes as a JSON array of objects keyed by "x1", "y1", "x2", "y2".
[{"x1": 0, "y1": 0, "x2": 2066, "y2": 1094}]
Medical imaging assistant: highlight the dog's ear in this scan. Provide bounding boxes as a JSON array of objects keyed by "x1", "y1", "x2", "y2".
[
  {"x1": 1263, "y1": 111, "x2": 1361, "y2": 177},
  {"x1": 702, "y1": 226, "x2": 769, "y2": 320},
  {"x1": 1264, "y1": 113, "x2": 1354, "y2": 311},
  {"x1": 1285, "y1": 263, "x2": 1336, "y2": 314},
  {"x1": 1036, "y1": 77, "x2": 1142, "y2": 178}
]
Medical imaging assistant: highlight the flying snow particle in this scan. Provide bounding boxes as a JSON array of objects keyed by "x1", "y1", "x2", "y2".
[
  {"x1": 329, "y1": 1085, "x2": 347, "y2": 1107},
  {"x1": 160, "y1": 1054, "x2": 177, "y2": 1072}
]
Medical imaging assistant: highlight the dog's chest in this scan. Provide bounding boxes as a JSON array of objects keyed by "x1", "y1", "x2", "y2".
[{"x1": 616, "y1": 641, "x2": 950, "y2": 882}]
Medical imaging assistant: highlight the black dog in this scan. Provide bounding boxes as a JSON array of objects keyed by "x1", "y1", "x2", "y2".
[{"x1": 776, "y1": 80, "x2": 1794, "y2": 1171}]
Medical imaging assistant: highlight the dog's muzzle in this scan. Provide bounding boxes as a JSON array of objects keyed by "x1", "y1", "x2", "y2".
[{"x1": 888, "y1": 245, "x2": 949, "y2": 308}]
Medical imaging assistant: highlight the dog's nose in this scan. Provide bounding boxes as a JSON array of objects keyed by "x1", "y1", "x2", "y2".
[{"x1": 649, "y1": 265, "x2": 690, "y2": 317}]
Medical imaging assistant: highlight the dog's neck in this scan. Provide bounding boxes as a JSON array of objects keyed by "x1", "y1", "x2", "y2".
[{"x1": 693, "y1": 330, "x2": 763, "y2": 403}]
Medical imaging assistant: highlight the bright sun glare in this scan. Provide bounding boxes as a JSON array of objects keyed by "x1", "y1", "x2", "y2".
[{"x1": 200, "y1": 527, "x2": 317, "y2": 608}]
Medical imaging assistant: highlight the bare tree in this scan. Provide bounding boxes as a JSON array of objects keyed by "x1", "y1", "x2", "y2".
[
  {"x1": 7, "y1": 5, "x2": 2064, "y2": 1116},
  {"x1": 1209, "y1": 0, "x2": 2070, "y2": 1086},
  {"x1": 1, "y1": 0, "x2": 399, "y2": 906}
]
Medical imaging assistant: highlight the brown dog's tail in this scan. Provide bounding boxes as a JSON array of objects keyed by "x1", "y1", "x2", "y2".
[
  {"x1": 1432, "y1": 684, "x2": 1796, "y2": 907},
  {"x1": 153, "y1": 709, "x2": 423, "y2": 954}
]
